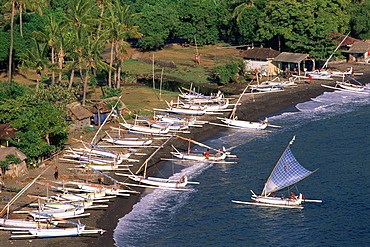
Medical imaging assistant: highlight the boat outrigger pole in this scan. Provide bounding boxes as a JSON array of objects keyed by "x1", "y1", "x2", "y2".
[
  {"x1": 136, "y1": 133, "x2": 175, "y2": 176},
  {"x1": 91, "y1": 96, "x2": 122, "y2": 145},
  {"x1": 175, "y1": 135, "x2": 229, "y2": 155}
]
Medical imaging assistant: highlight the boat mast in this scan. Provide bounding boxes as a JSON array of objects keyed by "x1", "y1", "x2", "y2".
[
  {"x1": 91, "y1": 96, "x2": 122, "y2": 145},
  {"x1": 261, "y1": 136, "x2": 296, "y2": 195},
  {"x1": 322, "y1": 32, "x2": 350, "y2": 70},
  {"x1": 0, "y1": 166, "x2": 51, "y2": 217},
  {"x1": 136, "y1": 133, "x2": 175, "y2": 176},
  {"x1": 229, "y1": 83, "x2": 250, "y2": 120}
]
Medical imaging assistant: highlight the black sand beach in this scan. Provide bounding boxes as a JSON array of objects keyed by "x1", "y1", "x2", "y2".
[{"x1": 0, "y1": 62, "x2": 368, "y2": 247}]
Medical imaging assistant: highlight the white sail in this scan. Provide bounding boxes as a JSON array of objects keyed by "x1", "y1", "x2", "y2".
[{"x1": 262, "y1": 139, "x2": 314, "y2": 195}]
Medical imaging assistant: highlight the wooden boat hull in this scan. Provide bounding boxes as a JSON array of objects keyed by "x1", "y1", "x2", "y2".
[
  {"x1": 120, "y1": 123, "x2": 169, "y2": 135},
  {"x1": 250, "y1": 85, "x2": 283, "y2": 92},
  {"x1": 232, "y1": 200, "x2": 303, "y2": 209},
  {"x1": 253, "y1": 195, "x2": 302, "y2": 206},
  {"x1": 128, "y1": 175, "x2": 188, "y2": 188},
  {"x1": 168, "y1": 107, "x2": 206, "y2": 115},
  {"x1": 12, "y1": 226, "x2": 106, "y2": 238},
  {"x1": 28, "y1": 207, "x2": 87, "y2": 219},
  {"x1": 220, "y1": 118, "x2": 267, "y2": 130},
  {"x1": 102, "y1": 137, "x2": 153, "y2": 146},
  {"x1": 337, "y1": 82, "x2": 365, "y2": 92},
  {"x1": 148, "y1": 122, "x2": 189, "y2": 130},
  {"x1": 52, "y1": 191, "x2": 107, "y2": 201},
  {"x1": 170, "y1": 152, "x2": 226, "y2": 161},
  {"x1": 0, "y1": 218, "x2": 55, "y2": 229}
]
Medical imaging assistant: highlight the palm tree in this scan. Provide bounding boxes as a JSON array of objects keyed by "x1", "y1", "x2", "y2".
[
  {"x1": 80, "y1": 33, "x2": 109, "y2": 105},
  {"x1": 232, "y1": 1, "x2": 255, "y2": 22},
  {"x1": 20, "y1": 39, "x2": 49, "y2": 91},
  {"x1": 104, "y1": 1, "x2": 142, "y2": 88},
  {"x1": 32, "y1": 15, "x2": 62, "y2": 85},
  {"x1": 7, "y1": 0, "x2": 16, "y2": 84},
  {"x1": 18, "y1": 0, "x2": 47, "y2": 37},
  {"x1": 64, "y1": 0, "x2": 98, "y2": 94}
]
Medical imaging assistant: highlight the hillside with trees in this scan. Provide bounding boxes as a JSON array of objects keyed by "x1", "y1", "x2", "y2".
[{"x1": 0, "y1": 0, "x2": 369, "y2": 166}]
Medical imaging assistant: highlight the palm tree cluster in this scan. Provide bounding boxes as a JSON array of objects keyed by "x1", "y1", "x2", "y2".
[{"x1": 4, "y1": 0, "x2": 142, "y2": 105}]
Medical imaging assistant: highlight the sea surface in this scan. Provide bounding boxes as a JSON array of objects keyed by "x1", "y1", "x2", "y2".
[{"x1": 113, "y1": 90, "x2": 370, "y2": 247}]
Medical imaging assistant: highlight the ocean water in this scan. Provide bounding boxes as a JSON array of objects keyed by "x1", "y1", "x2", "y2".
[{"x1": 114, "y1": 90, "x2": 370, "y2": 247}]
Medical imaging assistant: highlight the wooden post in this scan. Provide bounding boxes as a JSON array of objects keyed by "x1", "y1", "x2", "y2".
[
  {"x1": 152, "y1": 54, "x2": 155, "y2": 89},
  {"x1": 160, "y1": 67, "x2": 164, "y2": 101}
]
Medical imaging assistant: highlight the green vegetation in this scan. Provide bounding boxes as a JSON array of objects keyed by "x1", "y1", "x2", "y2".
[
  {"x1": 0, "y1": 81, "x2": 71, "y2": 167},
  {"x1": 0, "y1": 0, "x2": 368, "y2": 167},
  {"x1": 0, "y1": 154, "x2": 21, "y2": 175}
]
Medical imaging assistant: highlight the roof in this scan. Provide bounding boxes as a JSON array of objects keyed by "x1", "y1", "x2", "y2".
[
  {"x1": 345, "y1": 41, "x2": 370, "y2": 53},
  {"x1": 66, "y1": 102, "x2": 94, "y2": 121},
  {"x1": 88, "y1": 97, "x2": 127, "y2": 114},
  {"x1": 0, "y1": 123, "x2": 17, "y2": 139},
  {"x1": 273, "y1": 52, "x2": 310, "y2": 63},
  {"x1": 88, "y1": 102, "x2": 112, "y2": 114},
  {"x1": 0, "y1": 147, "x2": 27, "y2": 161},
  {"x1": 328, "y1": 33, "x2": 360, "y2": 47},
  {"x1": 238, "y1": 47, "x2": 281, "y2": 60}
]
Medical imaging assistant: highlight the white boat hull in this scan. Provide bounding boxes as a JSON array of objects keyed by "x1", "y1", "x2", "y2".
[
  {"x1": 220, "y1": 118, "x2": 267, "y2": 130},
  {"x1": 168, "y1": 107, "x2": 206, "y2": 115},
  {"x1": 0, "y1": 218, "x2": 55, "y2": 229},
  {"x1": 28, "y1": 207, "x2": 87, "y2": 219},
  {"x1": 128, "y1": 175, "x2": 188, "y2": 188},
  {"x1": 120, "y1": 123, "x2": 169, "y2": 135},
  {"x1": 171, "y1": 152, "x2": 226, "y2": 162},
  {"x1": 12, "y1": 225, "x2": 106, "y2": 238},
  {"x1": 337, "y1": 82, "x2": 365, "y2": 92},
  {"x1": 253, "y1": 195, "x2": 302, "y2": 206},
  {"x1": 102, "y1": 137, "x2": 153, "y2": 146}
]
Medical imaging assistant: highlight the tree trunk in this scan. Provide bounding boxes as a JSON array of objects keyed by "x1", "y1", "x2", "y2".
[
  {"x1": 117, "y1": 61, "x2": 122, "y2": 88},
  {"x1": 45, "y1": 133, "x2": 50, "y2": 145},
  {"x1": 68, "y1": 68, "x2": 75, "y2": 89},
  {"x1": 19, "y1": 4, "x2": 23, "y2": 37},
  {"x1": 68, "y1": 58, "x2": 75, "y2": 88},
  {"x1": 8, "y1": 1, "x2": 15, "y2": 84},
  {"x1": 51, "y1": 46, "x2": 55, "y2": 85},
  {"x1": 36, "y1": 73, "x2": 41, "y2": 92},
  {"x1": 58, "y1": 46, "x2": 65, "y2": 84},
  {"x1": 108, "y1": 41, "x2": 115, "y2": 88},
  {"x1": 82, "y1": 68, "x2": 90, "y2": 106}
]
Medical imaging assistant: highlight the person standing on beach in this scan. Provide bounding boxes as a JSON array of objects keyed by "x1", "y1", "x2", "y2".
[{"x1": 54, "y1": 166, "x2": 59, "y2": 180}]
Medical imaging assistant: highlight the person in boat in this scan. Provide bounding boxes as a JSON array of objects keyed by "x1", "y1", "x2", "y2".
[
  {"x1": 204, "y1": 149, "x2": 210, "y2": 159},
  {"x1": 290, "y1": 192, "x2": 297, "y2": 199}
]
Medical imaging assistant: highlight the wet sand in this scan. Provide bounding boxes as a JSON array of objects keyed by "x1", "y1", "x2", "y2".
[{"x1": 0, "y1": 62, "x2": 368, "y2": 247}]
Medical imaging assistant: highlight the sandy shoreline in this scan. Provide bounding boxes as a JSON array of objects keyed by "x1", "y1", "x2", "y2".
[{"x1": 0, "y1": 62, "x2": 368, "y2": 247}]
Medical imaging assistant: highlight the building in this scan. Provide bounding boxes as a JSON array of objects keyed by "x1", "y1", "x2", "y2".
[
  {"x1": 88, "y1": 97, "x2": 127, "y2": 125},
  {"x1": 343, "y1": 41, "x2": 370, "y2": 63},
  {"x1": 272, "y1": 52, "x2": 310, "y2": 75},
  {"x1": 0, "y1": 123, "x2": 17, "y2": 148},
  {"x1": 238, "y1": 47, "x2": 281, "y2": 76},
  {"x1": 0, "y1": 147, "x2": 28, "y2": 179},
  {"x1": 66, "y1": 102, "x2": 94, "y2": 132}
]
